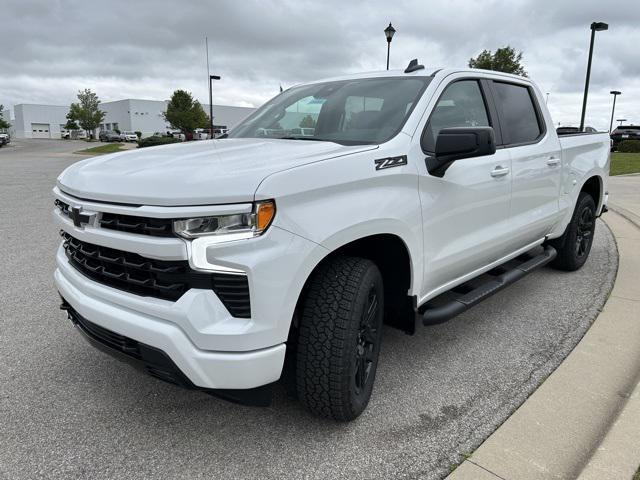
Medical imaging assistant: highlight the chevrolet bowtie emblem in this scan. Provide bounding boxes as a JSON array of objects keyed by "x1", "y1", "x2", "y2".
[{"x1": 70, "y1": 206, "x2": 96, "y2": 228}]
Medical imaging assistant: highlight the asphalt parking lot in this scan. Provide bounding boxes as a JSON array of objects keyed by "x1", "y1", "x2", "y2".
[{"x1": 0, "y1": 139, "x2": 618, "y2": 480}]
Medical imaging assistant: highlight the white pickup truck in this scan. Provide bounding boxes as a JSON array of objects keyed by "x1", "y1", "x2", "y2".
[{"x1": 54, "y1": 62, "x2": 609, "y2": 420}]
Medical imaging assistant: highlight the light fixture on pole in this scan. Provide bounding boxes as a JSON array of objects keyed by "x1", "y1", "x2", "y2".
[
  {"x1": 209, "y1": 75, "x2": 221, "y2": 138},
  {"x1": 579, "y1": 21, "x2": 608, "y2": 132},
  {"x1": 617, "y1": 118, "x2": 627, "y2": 127},
  {"x1": 608, "y1": 90, "x2": 621, "y2": 132},
  {"x1": 384, "y1": 23, "x2": 396, "y2": 70}
]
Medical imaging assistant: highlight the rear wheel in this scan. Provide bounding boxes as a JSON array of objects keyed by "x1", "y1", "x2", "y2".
[
  {"x1": 296, "y1": 256, "x2": 384, "y2": 421},
  {"x1": 549, "y1": 192, "x2": 596, "y2": 271}
]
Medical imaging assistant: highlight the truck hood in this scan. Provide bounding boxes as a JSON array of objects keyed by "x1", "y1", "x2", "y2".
[{"x1": 57, "y1": 138, "x2": 377, "y2": 206}]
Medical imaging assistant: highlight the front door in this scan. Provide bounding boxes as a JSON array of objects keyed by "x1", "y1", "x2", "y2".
[{"x1": 415, "y1": 77, "x2": 513, "y2": 301}]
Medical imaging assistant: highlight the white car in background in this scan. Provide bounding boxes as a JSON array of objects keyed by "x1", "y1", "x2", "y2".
[{"x1": 120, "y1": 131, "x2": 138, "y2": 142}]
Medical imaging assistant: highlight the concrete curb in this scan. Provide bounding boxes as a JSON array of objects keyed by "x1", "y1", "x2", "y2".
[{"x1": 447, "y1": 211, "x2": 640, "y2": 480}]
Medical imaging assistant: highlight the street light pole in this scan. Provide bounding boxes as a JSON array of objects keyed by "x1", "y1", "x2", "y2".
[
  {"x1": 579, "y1": 21, "x2": 608, "y2": 132},
  {"x1": 209, "y1": 75, "x2": 221, "y2": 138},
  {"x1": 384, "y1": 23, "x2": 396, "y2": 70},
  {"x1": 609, "y1": 90, "x2": 621, "y2": 133}
]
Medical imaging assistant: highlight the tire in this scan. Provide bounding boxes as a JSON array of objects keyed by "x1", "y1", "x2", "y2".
[
  {"x1": 296, "y1": 256, "x2": 384, "y2": 421},
  {"x1": 549, "y1": 192, "x2": 596, "y2": 271}
]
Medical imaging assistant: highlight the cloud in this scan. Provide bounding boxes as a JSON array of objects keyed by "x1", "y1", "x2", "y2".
[{"x1": 1, "y1": 0, "x2": 639, "y2": 130}]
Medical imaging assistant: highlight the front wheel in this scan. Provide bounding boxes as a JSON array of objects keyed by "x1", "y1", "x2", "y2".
[
  {"x1": 549, "y1": 192, "x2": 596, "y2": 271},
  {"x1": 296, "y1": 256, "x2": 384, "y2": 421}
]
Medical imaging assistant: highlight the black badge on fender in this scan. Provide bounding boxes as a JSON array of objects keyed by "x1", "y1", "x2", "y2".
[{"x1": 374, "y1": 155, "x2": 408, "y2": 171}]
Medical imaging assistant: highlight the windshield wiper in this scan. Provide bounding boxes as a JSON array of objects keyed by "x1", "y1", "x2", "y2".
[{"x1": 279, "y1": 136, "x2": 334, "y2": 142}]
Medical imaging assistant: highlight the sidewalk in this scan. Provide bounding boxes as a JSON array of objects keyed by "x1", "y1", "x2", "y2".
[{"x1": 448, "y1": 180, "x2": 640, "y2": 480}]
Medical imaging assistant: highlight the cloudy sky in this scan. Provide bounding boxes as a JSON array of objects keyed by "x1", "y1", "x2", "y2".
[{"x1": 2, "y1": 0, "x2": 639, "y2": 130}]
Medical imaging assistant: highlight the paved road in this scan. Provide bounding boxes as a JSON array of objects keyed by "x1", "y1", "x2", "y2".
[{"x1": 0, "y1": 139, "x2": 618, "y2": 480}]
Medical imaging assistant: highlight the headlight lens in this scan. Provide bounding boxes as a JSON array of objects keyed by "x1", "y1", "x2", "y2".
[{"x1": 173, "y1": 200, "x2": 275, "y2": 239}]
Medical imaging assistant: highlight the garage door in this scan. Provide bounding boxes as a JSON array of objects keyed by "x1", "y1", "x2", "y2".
[{"x1": 31, "y1": 123, "x2": 51, "y2": 139}]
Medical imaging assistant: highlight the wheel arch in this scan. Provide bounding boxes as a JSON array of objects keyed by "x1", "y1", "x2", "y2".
[
  {"x1": 293, "y1": 231, "x2": 418, "y2": 336},
  {"x1": 580, "y1": 174, "x2": 603, "y2": 213}
]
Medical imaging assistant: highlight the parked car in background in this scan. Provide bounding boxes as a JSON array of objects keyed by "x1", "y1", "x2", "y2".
[
  {"x1": 0, "y1": 132, "x2": 10, "y2": 145},
  {"x1": 120, "y1": 131, "x2": 138, "y2": 142},
  {"x1": 99, "y1": 130, "x2": 122, "y2": 142},
  {"x1": 611, "y1": 125, "x2": 640, "y2": 150},
  {"x1": 194, "y1": 129, "x2": 210, "y2": 140},
  {"x1": 167, "y1": 129, "x2": 186, "y2": 141}
]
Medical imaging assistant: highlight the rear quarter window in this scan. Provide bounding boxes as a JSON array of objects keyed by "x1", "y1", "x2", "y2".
[{"x1": 493, "y1": 82, "x2": 542, "y2": 145}]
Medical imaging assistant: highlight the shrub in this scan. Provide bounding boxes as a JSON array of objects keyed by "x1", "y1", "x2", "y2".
[
  {"x1": 134, "y1": 131, "x2": 142, "y2": 139},
  {"x1": 617, "y1": 140, "x2": 640, "y2": 153},
  {"x1": 137, "y1": 136, "x2": 181, "y2": 148}
]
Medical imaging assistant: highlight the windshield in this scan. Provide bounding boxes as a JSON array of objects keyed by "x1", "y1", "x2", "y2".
[{"x1": 228, "y1": 77, "x2": 431, "y2": 145}]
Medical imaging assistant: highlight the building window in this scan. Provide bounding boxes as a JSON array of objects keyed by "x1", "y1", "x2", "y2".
[{"x1": 112, "y1": 123, "x2": 119, "y2": 131}]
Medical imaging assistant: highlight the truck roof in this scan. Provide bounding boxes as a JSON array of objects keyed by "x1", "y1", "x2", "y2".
[{"x1": 298, "y1": 66, "x2": 531, "y2": 87}]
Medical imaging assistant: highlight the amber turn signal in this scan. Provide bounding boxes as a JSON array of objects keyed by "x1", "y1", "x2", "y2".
[{"x1": 256, "y1": 201, "x2": 276, "y2": 232}]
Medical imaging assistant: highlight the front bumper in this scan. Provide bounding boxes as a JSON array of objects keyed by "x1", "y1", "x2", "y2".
[
  {"x1": 56, "y1": 262, "x2": 286, "y2": 390},
  {"x1": 60, "y1": 299, "x2": 274, "y2": 405}
]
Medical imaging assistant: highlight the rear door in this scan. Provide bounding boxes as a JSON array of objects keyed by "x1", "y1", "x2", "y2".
[
  {"x1": 488, "y1": 80, "x2": 561, "y2": 247},
  {"x1": 417, "y1": 77, "x2": 513, "y2": 299}
]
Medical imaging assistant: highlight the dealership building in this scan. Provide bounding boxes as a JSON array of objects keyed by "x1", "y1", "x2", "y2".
[{"x1": 9, "y1": 100, "x2": 255, "y2": 139}]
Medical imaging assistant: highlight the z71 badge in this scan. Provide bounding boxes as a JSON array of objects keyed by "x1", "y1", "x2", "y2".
[{"x1": 374, "y1": 155, "x2": 408, "y2": 171}]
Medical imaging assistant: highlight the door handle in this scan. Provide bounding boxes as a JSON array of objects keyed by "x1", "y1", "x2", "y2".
[
  {"x1": 490, "y1": 166, "x2": 510, "y2": 177},
  {"x1": 546, "y1": 157, "x2": 560, "y2": 166}
]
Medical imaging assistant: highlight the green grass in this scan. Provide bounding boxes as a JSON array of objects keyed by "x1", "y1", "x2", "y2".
[
  {"x1": 610, "y1": 152, "x2": 640, "y2": 176},
  {"x1": 75, "y1": 143, "x2": 127, "y2": 155}
]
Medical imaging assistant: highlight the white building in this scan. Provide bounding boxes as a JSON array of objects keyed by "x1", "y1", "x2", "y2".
[{"x1": 11, "y1": 100, "x2": 255, "y2": 139}]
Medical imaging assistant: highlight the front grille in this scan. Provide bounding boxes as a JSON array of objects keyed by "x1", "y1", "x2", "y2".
[
  {"x1": 100, "y1": 212, "x2": 175, "y2": 237},
  {"x1": 54, "y1": 199, "x2": 71, "y2": 218},
  {"x1": 61, "y1": 232, "x2": 251, "y2": 317},
  {"x1": 55, "y1": 199, "x2": 174, "y2": 237}
]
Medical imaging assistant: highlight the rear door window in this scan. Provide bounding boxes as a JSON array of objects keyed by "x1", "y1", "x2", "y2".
[{"x1": 492, "y1": 82, "x2": 542, "y2": 145}]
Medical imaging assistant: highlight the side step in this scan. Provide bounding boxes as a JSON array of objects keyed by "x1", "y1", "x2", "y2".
[{"x1": 422, "y1": 245, "x2": 557, "y2": 326}]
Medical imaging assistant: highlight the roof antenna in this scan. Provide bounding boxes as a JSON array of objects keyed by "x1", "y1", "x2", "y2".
[{"x1": 404, "y1": 59, "x2": 425, "y2": 73}]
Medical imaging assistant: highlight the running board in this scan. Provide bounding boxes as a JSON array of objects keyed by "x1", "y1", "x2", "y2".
[{"x1": 422, "y1": 245, "x2": 557, "y2": 326}]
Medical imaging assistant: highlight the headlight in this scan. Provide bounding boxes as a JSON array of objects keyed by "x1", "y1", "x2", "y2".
[{"x1": 173, "y1": 200, "x2": 275, "y2": 240}]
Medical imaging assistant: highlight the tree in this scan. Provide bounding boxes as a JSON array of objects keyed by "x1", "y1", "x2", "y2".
[
  {"x1": 64, "y1": 114, "x2": 80, "y2": 130},
  {"x1": 68, "y1": 89, "x2": 105, "y2": 138},
  {"x1": 0, "y1": 104, "x2": 10, "y2": 130},
  {"x1": 163, "y1": 90, "x2": 209, "y2": 133},
  {"x1": 469, "y1": 46, "x2": 527, "y2": 77},
  {"x1": 299, "y1": 115, "x2": 317, "y2": 129}
]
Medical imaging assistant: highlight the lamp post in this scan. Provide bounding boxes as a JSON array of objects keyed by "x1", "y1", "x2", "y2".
[
  {"x1": 546, "y1": 92, "x2": 550, "y2": 104},
  {"x1": 617, "y1": 119, "x2": 627, "y2": 127},
  {"x1": 579, "y1": 21, "x2": 608, "y2": 131},
  {"x1": 609, "y1": 90, "x2": 621, "y2": 132},
  {"x1": 384, "y1": 23, "x2": 396, "y2": 70},
  {"x1": 209, "y1": 74, "x2": 221, "y2": 138}
]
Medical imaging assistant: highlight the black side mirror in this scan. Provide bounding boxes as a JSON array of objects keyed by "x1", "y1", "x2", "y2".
[{"x1": 426, "y1": 127, "x2": 496, "y2": 177}]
